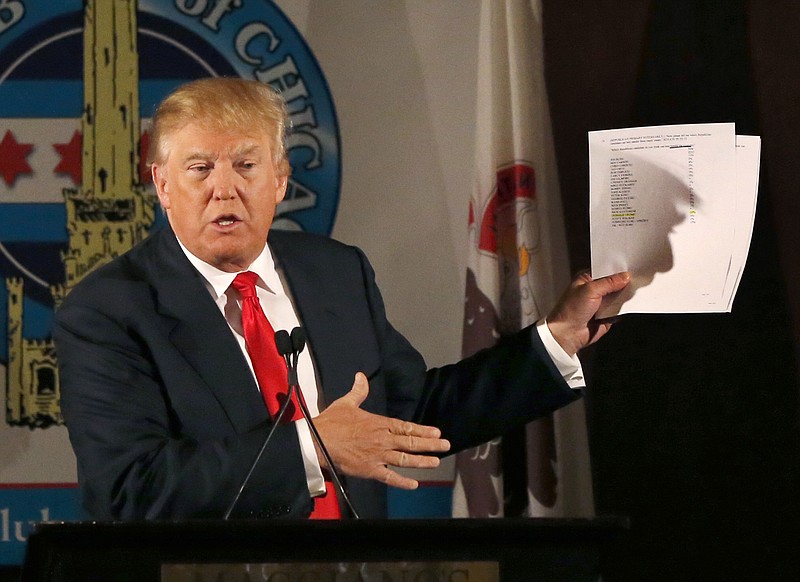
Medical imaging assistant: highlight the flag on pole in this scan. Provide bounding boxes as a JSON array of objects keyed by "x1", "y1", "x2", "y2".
[{"x1": 452, "y1": 0, "x2": 595, "y2": 518}]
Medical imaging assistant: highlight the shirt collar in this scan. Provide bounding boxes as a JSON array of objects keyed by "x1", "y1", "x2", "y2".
[{"x1": 175, "y1": 235, "x2": 282, "y2": 300}]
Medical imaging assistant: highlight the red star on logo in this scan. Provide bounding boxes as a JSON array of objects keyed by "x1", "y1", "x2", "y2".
[
  {"x1": 54, "y1": 130, "x2": 83, "y2": 186},
  {"x1": 0, "y1": 130, "x2": 34, "y2": 187}
]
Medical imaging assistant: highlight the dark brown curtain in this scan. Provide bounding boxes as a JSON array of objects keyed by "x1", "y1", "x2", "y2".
[{"x1": 543, "y1": 1, "x2": 800, "y2": 580}]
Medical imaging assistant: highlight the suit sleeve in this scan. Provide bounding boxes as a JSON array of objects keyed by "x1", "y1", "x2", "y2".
[
  {"x1": 54, "y1": 286, "x2": 313, "y2": 521},
  {"x1": 354, "y1": 247, "x2": 580, "y2": 454}
]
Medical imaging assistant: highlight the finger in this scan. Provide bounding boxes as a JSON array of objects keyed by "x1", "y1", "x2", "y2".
[
  {"x1": 387, "y1": 450, "x2": 442, "y2": 469},
  {"x1": 389, "y1": 419, "x2": 442, "y2": 439},
  {"x1": 572, "y1": 270, "x2": 593, "y2": 286},
  {"x1": 394, "y1": 433, "x2": 451, "y2": 454},
  {"x1": 336, "y1": 372, "x2": 370, "y2": 408},
  {"x1": 592, "y1": 271, "x2": 631, "y2": 295},
  {"x1": 378, "y1": 466, "x2": 419, "y2": 490},
  {"x1": 351, "y1": 371, "x2": 369, "y2": 399}
]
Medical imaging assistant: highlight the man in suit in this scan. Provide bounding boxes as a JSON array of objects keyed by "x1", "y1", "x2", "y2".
[{"x1": 54, "y1": 77, "x2": 629, "y2": 521}]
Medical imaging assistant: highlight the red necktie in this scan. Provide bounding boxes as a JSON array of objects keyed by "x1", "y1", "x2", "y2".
[{"x1": 232, "y1": 271, "x2": 341, "y2": 519}]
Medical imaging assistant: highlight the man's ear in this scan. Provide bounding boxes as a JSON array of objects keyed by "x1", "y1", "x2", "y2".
[
  {"x1": 274, "y1": 174, "x2": 288, "y2": 204},
  {"x1": 151, "y1": 164, "x2": 171, "y2": 209}
]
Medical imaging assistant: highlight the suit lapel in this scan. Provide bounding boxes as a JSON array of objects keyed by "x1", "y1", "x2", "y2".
[
  {"x1": 268, "y1": 231, "x2": 378, "y2": 409},
  {"x1": 146, "y1": 228, "x2": 269, "y2": 432}
]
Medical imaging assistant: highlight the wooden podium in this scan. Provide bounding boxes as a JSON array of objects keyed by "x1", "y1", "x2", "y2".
[{"x1": 22, "y1": 517, "x2": 628, "y2": 581}]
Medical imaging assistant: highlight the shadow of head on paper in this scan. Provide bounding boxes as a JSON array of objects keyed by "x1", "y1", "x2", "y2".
[{"x1": 599, "y1": 153, "x2": 698, "y2": 316}]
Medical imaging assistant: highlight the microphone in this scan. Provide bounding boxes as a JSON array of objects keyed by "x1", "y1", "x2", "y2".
[
  {"x1": 277, "y1": 327, "x2": 360, "y2": 519},
  {"x1": 275, "y1": 329, "x2": 293, "y2": 356},
  {"x1": 274, "y1": 330, "x2": 297, "y2": 386},
  {"x1": 290, "y1": 327, "x2": 305, "y2": 353}
]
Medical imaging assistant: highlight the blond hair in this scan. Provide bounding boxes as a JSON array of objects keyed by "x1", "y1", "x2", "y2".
[{"x1": 147, "y1": 77, "x2": 290, "y2": 176}]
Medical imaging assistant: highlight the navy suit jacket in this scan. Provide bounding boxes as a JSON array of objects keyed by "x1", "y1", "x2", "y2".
[{"x1": 54, "y1": 226, "x2": 578, "y2": 520}]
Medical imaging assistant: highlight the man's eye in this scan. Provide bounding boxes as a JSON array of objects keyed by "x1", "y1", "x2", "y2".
[{"x1": 189, "y1": 164, "x2": 210, "y2": 173}]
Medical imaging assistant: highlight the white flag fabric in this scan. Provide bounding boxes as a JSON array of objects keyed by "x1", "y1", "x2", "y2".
[{"x1": 452, "y1": 0, "x2": 595, "y2": 518}]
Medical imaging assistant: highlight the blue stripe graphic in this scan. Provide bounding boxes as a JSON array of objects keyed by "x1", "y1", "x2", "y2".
[{"x1": 0, "y1": 205, "x2": 67, "y2": 242}]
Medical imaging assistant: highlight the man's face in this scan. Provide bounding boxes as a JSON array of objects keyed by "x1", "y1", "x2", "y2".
[{"x1": 151, "y1": 122, "x2": 287, "y2": 272}]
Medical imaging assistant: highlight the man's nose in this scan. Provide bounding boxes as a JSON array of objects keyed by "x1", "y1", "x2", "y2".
[{"x1": 211, "y1": 166, "x2": 240, "y2": 200}]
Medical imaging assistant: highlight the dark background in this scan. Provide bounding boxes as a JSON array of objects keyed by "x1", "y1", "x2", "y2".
[{"x1": 544, "y1": 0, "x2": 800, "y2": 579}]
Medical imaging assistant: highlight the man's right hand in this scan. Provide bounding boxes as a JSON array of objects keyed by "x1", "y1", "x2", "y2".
[{"x1": 312, "y1": 372, "x2": 451, "y2": 489}]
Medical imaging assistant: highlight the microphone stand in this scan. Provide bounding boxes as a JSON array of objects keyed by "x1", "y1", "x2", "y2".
[
  {"x1": 281, "y1": 328, "x2": 361, "y2": 519},
  {"x1": 224, "y1": 328, "x2": 360, "y2": 519},
  {"x1": 223, "y1": 376, "x2": 296, "y2": 520}
]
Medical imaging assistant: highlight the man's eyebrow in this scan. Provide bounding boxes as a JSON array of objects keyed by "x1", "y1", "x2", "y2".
[
  {"x1": 179, "y1": 143, "x2": 263, "y2": 165},
  {"x1": 233, "y1": 143, "x2": 263, "y2": 157},
  {"x1": 180, "y1": 150, "x2": 214, "y2": 164}
]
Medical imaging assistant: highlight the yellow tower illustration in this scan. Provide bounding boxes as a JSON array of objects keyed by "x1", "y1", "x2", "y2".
[
  {"x1": 5, "y1": 278, "x2": 60, "y2": 427},
  {"x1": 61, "y1": 0, "x2": 154, "y2": 292},
  {"x1": 6, "y1": 0, "x2": 154, "y2": 428}
]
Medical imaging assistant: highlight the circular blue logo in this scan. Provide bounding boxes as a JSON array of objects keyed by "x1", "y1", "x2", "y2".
[{"x1": 0, "y1": 1, "x2": 340, "y2": 361}]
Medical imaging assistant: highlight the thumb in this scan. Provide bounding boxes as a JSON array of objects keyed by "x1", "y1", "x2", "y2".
[
  {"x1": 592, "y1": 271, "x2": 631, "y2": 297},
  {"x1": 338, "y1": 372, "x2": 369, "y2": 408}
]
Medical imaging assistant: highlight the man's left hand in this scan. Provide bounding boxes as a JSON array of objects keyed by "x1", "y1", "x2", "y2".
[{"x1": 546, "y1": 271, "x2": 631, "y2": 356}]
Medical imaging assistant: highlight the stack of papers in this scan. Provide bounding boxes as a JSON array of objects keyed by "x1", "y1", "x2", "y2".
[{"x1": 589, "y1": 122, "x2": 760, "y2": 317}]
